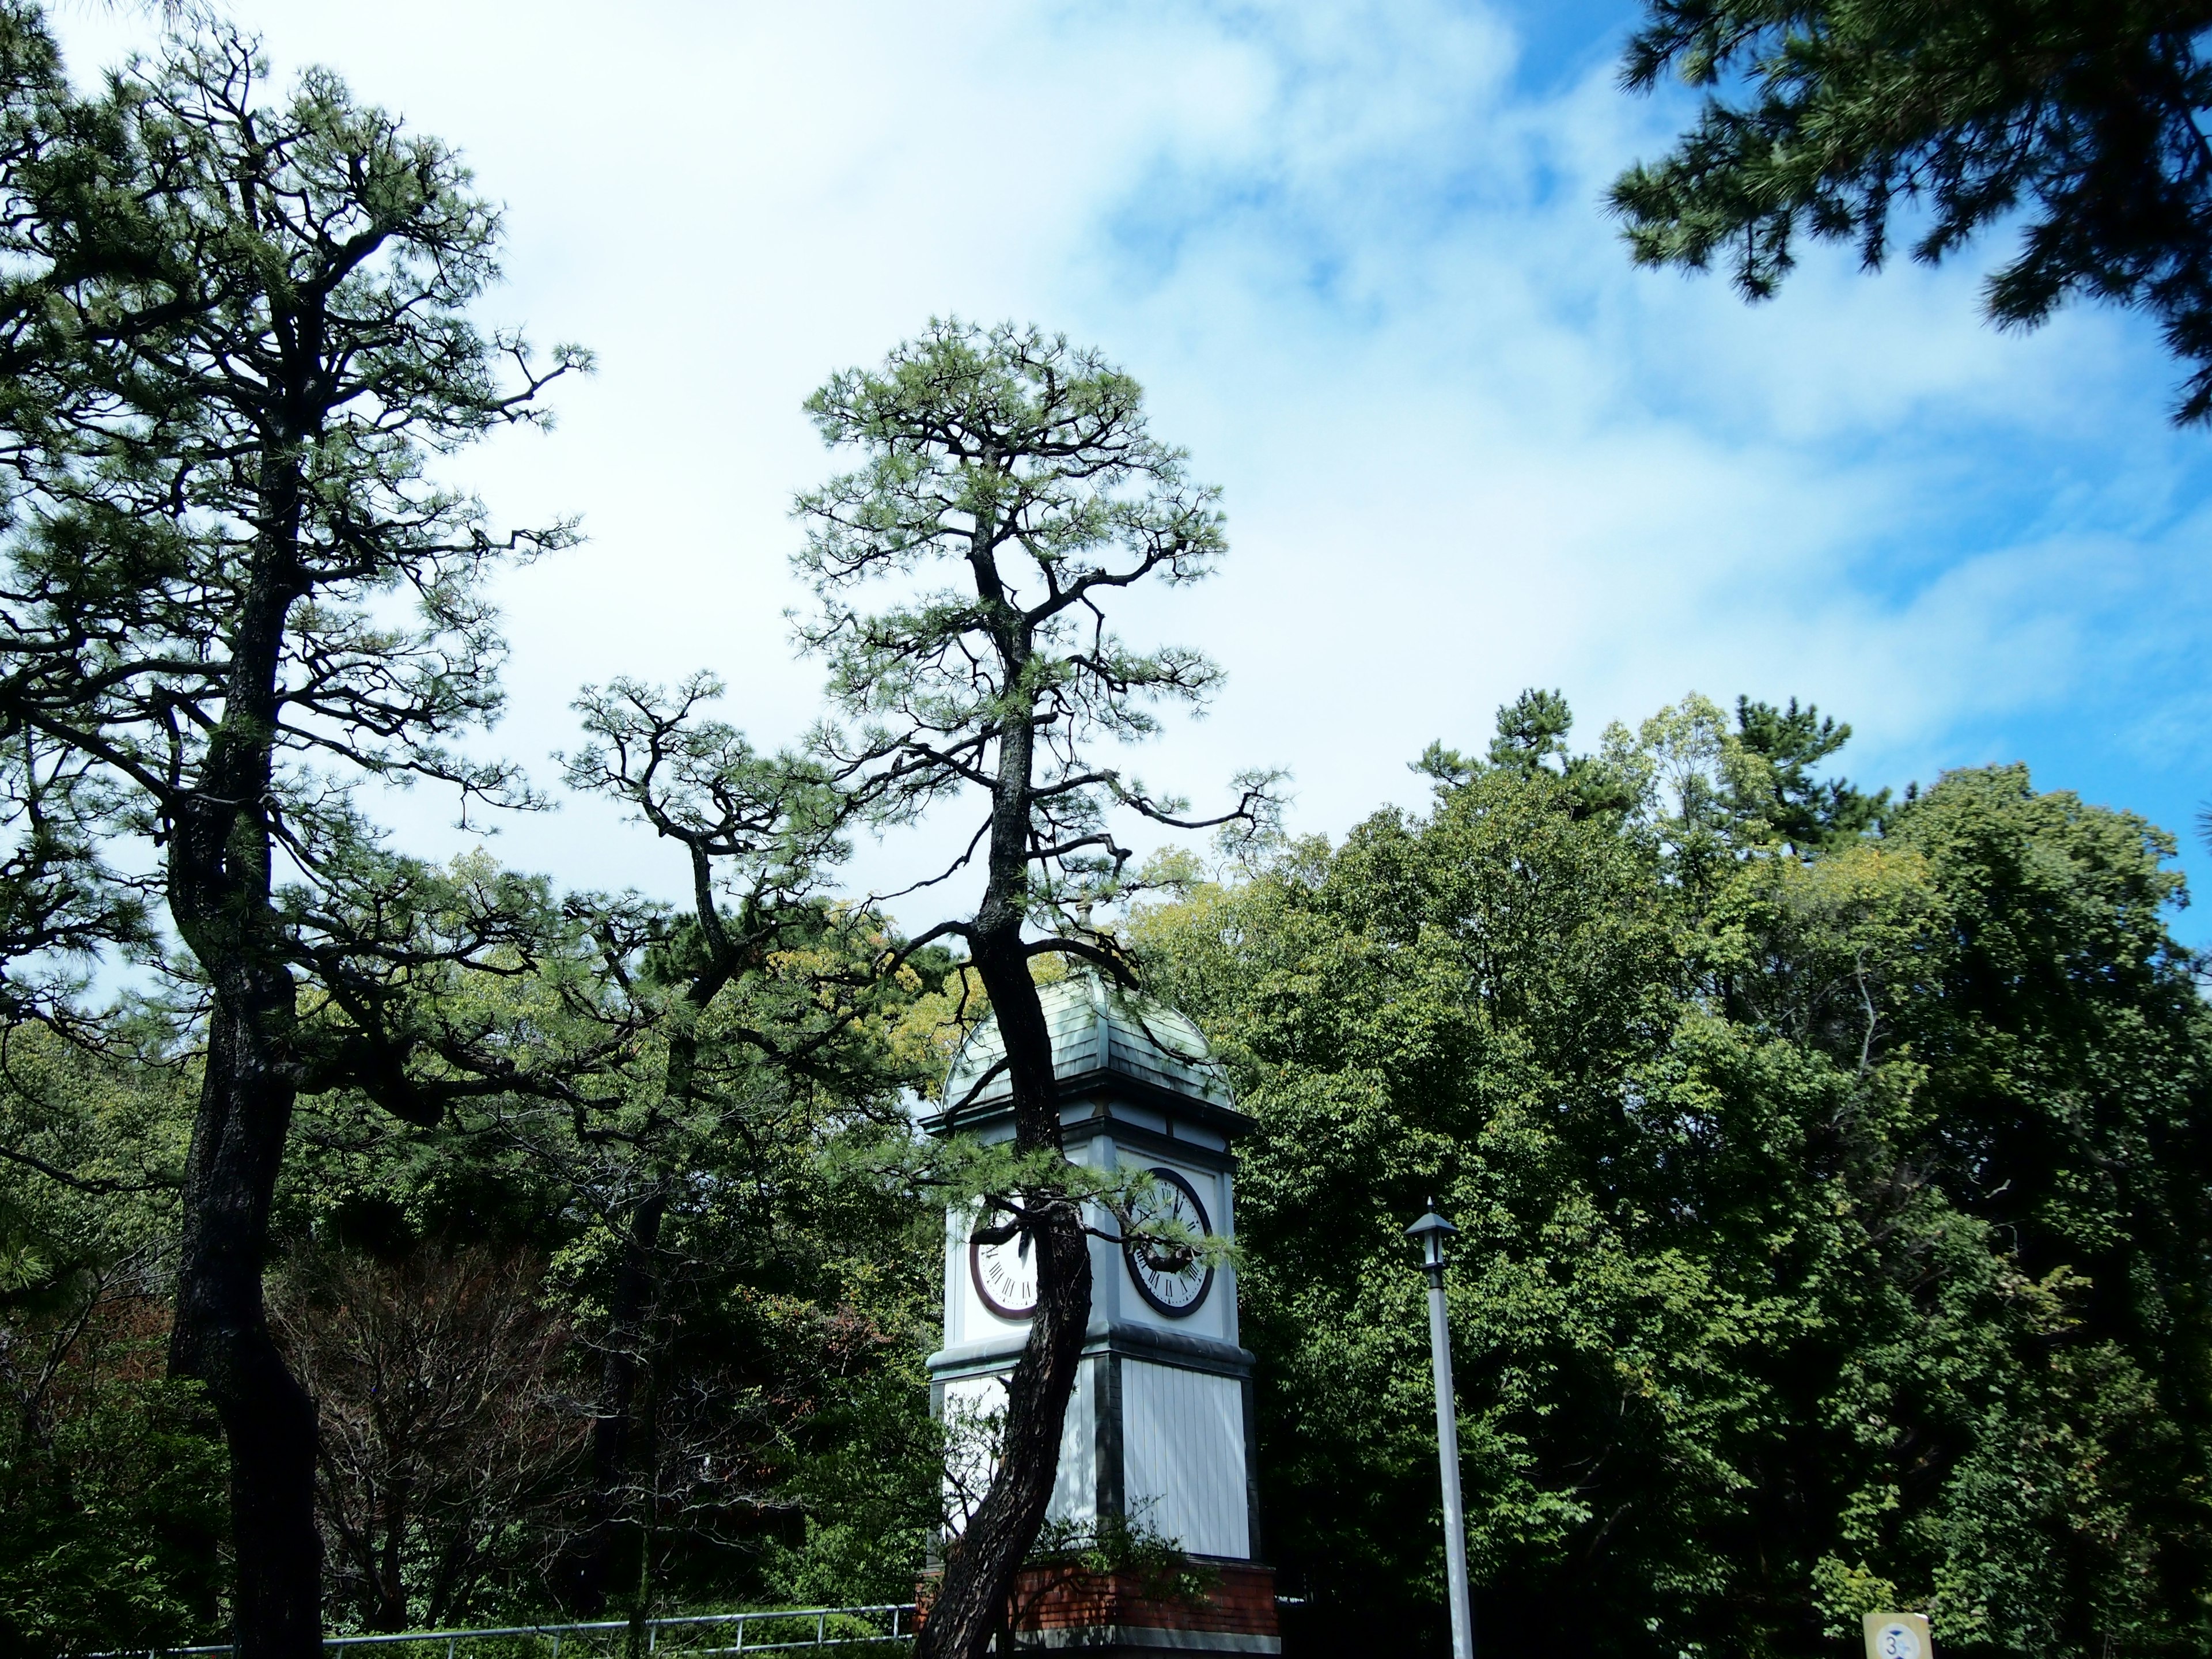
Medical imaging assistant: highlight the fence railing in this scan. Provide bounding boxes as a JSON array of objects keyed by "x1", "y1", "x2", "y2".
[{"x1": 100, "y1": 1603, "x2": 918, "y2": 1659}]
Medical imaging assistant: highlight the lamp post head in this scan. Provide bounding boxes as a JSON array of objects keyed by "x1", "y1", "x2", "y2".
[{"x1": 1406, "y1": 1206, "x2": 1459, "y2": 1277}]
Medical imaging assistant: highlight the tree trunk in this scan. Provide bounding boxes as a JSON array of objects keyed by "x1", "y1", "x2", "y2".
[
  {"x1": 170, "y1": 983, "x2": 322, "y2": 1658},
  {"x1": 918, "y1": 1234, "x2": 1088, "y2": 1658},
  {"x1": 624, "y1": 1354, "x2": 661, "y2": 1659},
  {"x1": 165, "y1": 453, "x2": 323, "y2": 1657},
  {"x1": 554, "y1": 1186, "x2": 666, "y2": 1615},
  {"x1": 915, "y1": 674, "x2": 1096, "y2": 1659},
  {"x1": 374, "y1": 1461, "x2": 408, "y2": 1632}
]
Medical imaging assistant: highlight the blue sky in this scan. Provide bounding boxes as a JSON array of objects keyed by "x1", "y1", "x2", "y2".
[{"x1": 52, "y1": 0, "x2": 2212, "y2": 942}]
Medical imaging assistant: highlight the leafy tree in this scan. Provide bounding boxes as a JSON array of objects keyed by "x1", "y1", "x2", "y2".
[
  {"x1": 220, "y1": 670, "x2": 944, "y2": 1635},
  {"x1": 542, "y1": 673, "x2": 915, "y2": 1622},
  {"x1": 1730, "y1": 695, "x2": 1890, "y2": 849},
  {"x1": 1415, "y1": 688, "x2": 1637, "y2": 817},
  {"x1": 1877, "y1": 768, "x2": 2212, "y2": 1653},
  {"x1": 1610, "y1": 0, "x2": 2212, "y2": 422},
  {"x1": 1594, "y1": 691, "x2": 1886, "y2": 887},
  {"x1": 0, "y1": 1023, "x2": 225, "y2": 1655},
  {"x1": 255, "y1": 891, "x2": 945, "y2": 1637},
  {"x1": 1137, "y1": 691, "x2": 2212, "y2": 1658},
  {"x1": 0, "y1": 18, "x2": 586, "y2": 1652},
  {"x1": 789, "y1": 320, "x2": 1273, "y2": 1659},
  {"x1": 0, "y1": 0, "x2": 172, "y2": 1025}
]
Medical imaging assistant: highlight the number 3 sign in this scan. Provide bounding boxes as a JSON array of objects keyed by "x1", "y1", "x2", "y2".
[{"x1": 1863, "y1": 1612, "x2": 1933, "y2": 1659}]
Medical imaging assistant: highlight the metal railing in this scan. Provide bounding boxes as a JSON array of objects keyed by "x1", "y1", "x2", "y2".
[{"x1": 101, "y1": 1603, "x2": 917, "y2": 1659}]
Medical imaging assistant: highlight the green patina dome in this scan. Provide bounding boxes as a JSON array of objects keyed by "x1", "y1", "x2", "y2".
[{"x1": 939, "y1": 969, "x2": 1234, "y2": 1113}]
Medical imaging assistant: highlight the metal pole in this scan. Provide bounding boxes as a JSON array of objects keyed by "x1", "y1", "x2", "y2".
[{"x1": 1408, "y1": 1208, "x2": 1475, "y2": 1659}]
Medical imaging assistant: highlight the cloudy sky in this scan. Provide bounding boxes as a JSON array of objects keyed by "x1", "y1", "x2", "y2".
[{"x1": 52, "y1": 0, "x2": 2212, "y2": 941}]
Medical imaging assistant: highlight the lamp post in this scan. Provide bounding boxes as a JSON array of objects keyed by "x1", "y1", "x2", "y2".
[{"x1": 1407, "y1": 1206, "x2": 1474, "y2": 1659}]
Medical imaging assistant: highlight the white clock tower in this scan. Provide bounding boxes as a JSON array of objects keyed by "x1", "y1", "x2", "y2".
[{"x1": 923, "y1": 971, "x2": 1279, "y2": 1653}]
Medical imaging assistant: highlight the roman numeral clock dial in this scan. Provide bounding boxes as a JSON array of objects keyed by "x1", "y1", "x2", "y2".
[
  {"x1": 969, "y1": 1221, "x2": 1039, "y2": 1320},
  {"x1": 1124, "y1": 1166, "x2": 1215, "y2": 1317}
]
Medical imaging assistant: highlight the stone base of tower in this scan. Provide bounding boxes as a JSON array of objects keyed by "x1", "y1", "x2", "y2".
[{"x1": 919, "y1": 1562, "x2": 1281, "y2": 1654}]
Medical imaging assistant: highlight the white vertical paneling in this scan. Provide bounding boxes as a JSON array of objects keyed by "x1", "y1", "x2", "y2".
[
  {"x1": 1091, "y1": 1134, "x2": 1123, "y2": 1326},
  {"x1": 1051, "y1": 1358, "x2": 1097, "y2": 1527},
  {"x1": 943, "y1": 1207, "x2": 971, "y2": 1344},
  {"x1": 939, "y1": 1374, "x2": 1005, "y2": 1535},
  {"x1": 938, "y1": 1359, "x2": 1099, "y2": 1536},
  {"x1": 1122, "y1": 1361, "x2": 1249, "y2": 1559}
]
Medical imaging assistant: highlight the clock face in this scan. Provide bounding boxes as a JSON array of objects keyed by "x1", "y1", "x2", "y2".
[
  {"x1": 969, "y1": 1221, "x2": 1039, "y2": 1320},
  {"x1": 1123, "y1": 1166, "x2": 1215, "y2": 1319}
]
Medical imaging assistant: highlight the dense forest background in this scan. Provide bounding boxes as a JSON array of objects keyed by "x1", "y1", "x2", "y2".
[
  {"x1": 1137, "y1": 692, "x2": 2212, "y2": 1657},
  {"x1": 12, "y1": 683, "x2": 2212, "y2": 1658}
]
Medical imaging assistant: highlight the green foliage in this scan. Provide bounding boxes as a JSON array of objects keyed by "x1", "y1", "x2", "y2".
[
  {"x1": 0, "y1": 1025, "x2": 225, "y2": 1654},
  {"x1": 792, "y1": 317, "x2": 1274, "y2": 918},
  {"x1": 1013, "y1": 1513, "x2": 1219, "y2": 1624},
  {"x1": 1415, "y1": 689, "x2": 1639, "y2": 819},
  {"x1": 1, "y1": 12, "x2": 588, "y2": 865},
  {"x1": 260, "y1": 897, "x2": 950, "y2": 1628},
  {"x1": 1732, "y1": 696, "x2": 1891, "y2": 849},
  {"x1": 1611, "y1": 0, "x2": 2212, "y2": 422},
  {"x1": 1135, "y1": 689, "x2": 2212, "y2": 1658},
  {"x1": 0, "y1": 1365, "x2": 228, "y2": 1655}
]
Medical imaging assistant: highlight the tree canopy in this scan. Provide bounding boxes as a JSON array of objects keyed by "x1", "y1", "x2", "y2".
[
  {"x1": 0, "y1": 11, "x2": 593, "y2": 1649},
  {"x1": 1611, "y1": 0, "x2": 2212, "y2": 422},
  {"x1": 1135, "y1": 691, "x2": 2212, "y2": 1658}
]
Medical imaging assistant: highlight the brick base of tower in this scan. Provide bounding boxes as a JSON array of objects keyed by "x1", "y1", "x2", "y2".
[{"x1": 918, "y1": 1561, "x2": 1281, "y2": 1654}]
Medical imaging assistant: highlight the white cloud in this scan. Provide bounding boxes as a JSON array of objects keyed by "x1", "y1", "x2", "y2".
[{"x1": 45, "y1": 0, "x2": 2212, "y2": 926}]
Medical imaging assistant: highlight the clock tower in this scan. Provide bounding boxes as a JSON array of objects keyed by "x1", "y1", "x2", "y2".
[{"x1": 923, "y1": 971, "x2": 1279, "y2": 1654}]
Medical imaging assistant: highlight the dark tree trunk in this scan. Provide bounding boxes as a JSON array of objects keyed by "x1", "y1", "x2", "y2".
[
  {"x1": 555, "y1": 1186, "x2": 667, "y2": 1615},
  {"x1": 916, "y1": 699, "x2": 1096, "y2": 1659},
  {"x1": 374, "y1": 1460, "x2": 408, "y2": 1632},
  {"x1": 165, "y1": 458, "x2": 324, "y2": 1658},
  {"x1": 171, "y1": 985, "x2": 321, "y2": 1658}
]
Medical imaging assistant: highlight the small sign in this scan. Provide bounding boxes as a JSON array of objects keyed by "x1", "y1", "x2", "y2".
[{"x1": 1864, "y1": 1612, "x2": 1933, "y2": 1659}]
